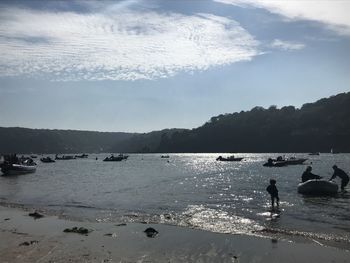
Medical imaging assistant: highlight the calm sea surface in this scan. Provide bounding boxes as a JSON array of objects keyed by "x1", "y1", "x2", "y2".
[{"x1": 1, "y1": 153, "x2": 349, "y2": 247}]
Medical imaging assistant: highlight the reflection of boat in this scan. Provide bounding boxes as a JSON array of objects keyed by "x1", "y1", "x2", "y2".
[
  {"x1": 103, "y1": 155, "x2": 123, "y2": 162},
  {"x1": 1, "y1": 163, "x2": 36, "y2": 175},
  {"x1": 75, "y1": 154, "x2": 88, "y2": 158},
  {"x1": 55, "y1": 155, "x2": 76, "y2": 160},
  {"x1": 40, "y1": 157, "x2": 55, "y2": 163},
  {"x1": 216, "y1": 156, "x2": 243, "y2": 162},
  {"x1": 297, "y1": 179, "x2": 338, "y2": 195}
]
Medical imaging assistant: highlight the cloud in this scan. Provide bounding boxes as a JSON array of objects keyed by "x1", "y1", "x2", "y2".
[
  {"x1": 270, "y1": 39, "x2": 305, "y2": 51},
  {"x1": 0, "y1": 4, "x2": 259, "y2": 81},
  {"x1": 214, "y1": 0, "x2": 350, "y2": 35}
]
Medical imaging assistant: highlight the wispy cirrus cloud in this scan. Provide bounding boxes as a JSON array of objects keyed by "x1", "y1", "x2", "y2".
[
  {"x1": 214, "y1": 0, "x2": 350, "y2": 36},
  {"x1": 0, "y1": 4, "x2": 259, "y2": 81},
  {"x1": 270, "y1": 39, "x2": 305, "y2": 51}
]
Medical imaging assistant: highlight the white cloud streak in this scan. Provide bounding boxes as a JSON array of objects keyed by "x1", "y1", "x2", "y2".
[
  {"x1": 0, "y1": 5, "x2": 259, "y2": 81},
  {"x1": 270, "y1": 39, "x2": 305, "y2": 51},
  {"x1": 214, "y1": 0, "x2": 350, "y2": 35}
]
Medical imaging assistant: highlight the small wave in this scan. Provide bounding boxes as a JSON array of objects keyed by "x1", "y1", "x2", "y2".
[
  {"x1": 48, "y1": 203, "x2": 97, "y2": 209},
  {"x1": 255, "y1": 227, "x2": 350, "y2": 246},
  {"x1": 175, "y1": 204, "x2": 264, "y2": 235}
]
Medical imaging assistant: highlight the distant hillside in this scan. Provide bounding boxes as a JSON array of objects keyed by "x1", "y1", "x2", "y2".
[
  {"x1": 110, "y1": 129, "x2": 187, "y2": 153},
  {"x1": 154, "y1": 92, "x2": 350, "y2": 153},
  {"x1": 1, "y1": 92, "x2": 349, "y2": 153},
  {"x1": 0, "y1": 128, "x2": 134, "y2": 154}
]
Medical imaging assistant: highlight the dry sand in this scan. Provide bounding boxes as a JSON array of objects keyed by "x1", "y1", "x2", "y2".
[{"x1": 0, "y1": 206, "x2": 349, "y2": 263}]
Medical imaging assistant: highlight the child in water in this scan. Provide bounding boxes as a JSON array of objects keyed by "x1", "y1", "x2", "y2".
[{"x1": 266, "y1": 179, "x2": 279, "y2": 208}]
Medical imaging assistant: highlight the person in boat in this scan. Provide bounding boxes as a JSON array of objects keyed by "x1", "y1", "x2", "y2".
[
  {"x1": 266, "y1": 179, "x2": 279, "y2": 207},
  {"x1": 301, "y1": 166, "x2": 322, "y2": 182},
  {"x1": 330, "y1": 165, "x2": 349, "y2": 191}
]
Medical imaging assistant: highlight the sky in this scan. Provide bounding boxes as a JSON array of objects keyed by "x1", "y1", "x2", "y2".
[{"x1": 0, "y1": 0, "x2": 349, "y2": 132}]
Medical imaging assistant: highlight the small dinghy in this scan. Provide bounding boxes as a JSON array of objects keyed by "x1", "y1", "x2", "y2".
[
  {"x1": 297, "y1": 179, "x2": 338, "y2": 195},
  {"x1": 1, "y1": 163, "x2": 36, "y2": 176}
]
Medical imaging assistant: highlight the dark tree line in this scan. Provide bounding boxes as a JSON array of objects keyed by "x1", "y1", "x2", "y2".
[
  {"x1": 153, "y1": 92, "x2": 350, "y2": 153},
  {"x1": 0, "y1": 127, "x2": 134, "y2": 154},
  {"x1": 1, "y1": 92, "x2": 350, "y2": 154}
]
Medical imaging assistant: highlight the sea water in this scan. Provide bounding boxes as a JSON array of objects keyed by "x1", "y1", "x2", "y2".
[{"x1": 1, "y1": 153, "x2": 349, "y2": 247}]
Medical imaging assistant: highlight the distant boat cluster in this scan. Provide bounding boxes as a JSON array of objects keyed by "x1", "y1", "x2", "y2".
[{"x1": 0, "y1": 152, "x2": 346, "y2": 196}]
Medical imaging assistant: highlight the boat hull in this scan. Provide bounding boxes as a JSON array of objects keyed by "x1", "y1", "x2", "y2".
[
  {"x1": 1, "y1": 164, "x2": 36, "y2": 175},
  {"x1": 297, "y1": 180, "x2": 338, "y2": 195}
]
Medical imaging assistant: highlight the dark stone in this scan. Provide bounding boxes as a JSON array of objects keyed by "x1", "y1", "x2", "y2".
[
  {"x1": 28, "y1": 211, "x2": 44, "y2": 219},
  {"x1": 115, "y1": 223, "x2": 127, "y2": 226},
  {"x1": 144, "y1": 227, "x2": 158, "y2": 238},
  {"x1": 63, "y1": 226, "x2": 90, "y2": 235},
  {"x1": 19, "y1": 240, "x2": 38, "y2": 246}
]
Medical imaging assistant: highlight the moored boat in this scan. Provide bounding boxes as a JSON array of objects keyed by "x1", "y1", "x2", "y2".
[
  {"x1": 40, "y1": 157, "x2": 55, "y2": 163},
  {"x1": 285, "y1": 157, "x2": 307, "y2": 165},
  {"x1": 103, "y1": 155, "x2": 123, "y2": 162},
  {"x1": 1, "y1": 163, "x2": 36, "y2": 175},
  {"x1": 297, "y1": 179, "x2": 338, "y2": 195},
  {"x1": 216, "y1": 155, "x2": 244, "y2": 162},
  {"x1": 263, "y1": 156, "x2": 307, "y2": 167},
  {"x1": 75, "y1": 154, "x2": 88, "y2": 158},
  {"x1": 55, "y1": 154, "x2": 76, "y2": 160},
  {"x1": 308, "y1": 152, "x2": 320, "y2": 156}
]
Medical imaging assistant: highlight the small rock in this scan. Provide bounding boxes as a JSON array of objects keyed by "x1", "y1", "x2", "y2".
[
  {"x1": 104, "y1": 233, "x2": 117, "y2": 238},
  {"x1": 63, "y1": 227, "x2": 91, "y2": 235},
  {"x1": 144, "y1": 227, "x2": 158, "y2": 238},
  {"x1": 28, "y1": 211, "x2": 44, "y2": 219},
  {"x1": 19, "y1": 240, "x2": 38, "y2": 246}
]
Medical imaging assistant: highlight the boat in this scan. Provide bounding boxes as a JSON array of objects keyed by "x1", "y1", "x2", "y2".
[
  {"x1": 216, "y1": 155, "x2": 244, "y2": 162},
  {"x1": 263, "y1": 159, "x2": 288, "y2": 167},
  {"x1": 75, "y1": 154, "x2": 88, "y2": 158},
  {"x1": 118, "y1": 154, "x2": 129, "y2": 160},
  {"x1": 285, "y1": 157, "x2": 307, "y2": 165},
  {"x1": 297, "y1": 179, "x2": 338, "y2": 195},
  {"x1": 103, "y1": 155, "x2": 123, "y2": 162},
  {"x1": 1, "y1": 163, "x2": 36, "y2": 175},
  {"x1": 308, "y1": 152, "x2": 320, "y2": 156},
  {"x1": 263, "y1": 156, "x2": 307, "y2": 167},
  {"x1": 161, "y1": 155, "x2": 170, "y2": 158},
  {"x1": 55, "y1": 154, "x2": 76, "y2": 160},
  {"x1": 40, "y1": 157, "x2": 55, "y2": 163}
]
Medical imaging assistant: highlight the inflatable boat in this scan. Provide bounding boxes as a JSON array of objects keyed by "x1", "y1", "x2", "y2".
[{"x1": 297, "y1": 179, "x2": 338, "y2": 195}]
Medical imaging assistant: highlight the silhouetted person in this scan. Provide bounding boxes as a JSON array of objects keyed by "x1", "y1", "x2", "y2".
[
  {"x1": 301, "y1": 166, "x2": 322, "y2": 183},
  {"x1": 330, "y1": 165, "x2": 349, "y2": 191},
  {"x1": 266, "y1": 179, "x2": 279, "y2": 207}
]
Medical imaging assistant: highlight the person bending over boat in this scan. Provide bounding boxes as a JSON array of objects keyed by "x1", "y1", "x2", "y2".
[
  {"x1": 301, "y1": 166, "x2": 322, "y2": 183},
  {"x1": 330, "y1": 165, "x2": 349, "y2": 191}
]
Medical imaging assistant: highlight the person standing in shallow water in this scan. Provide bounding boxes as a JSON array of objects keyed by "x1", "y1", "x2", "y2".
[
  {"x1": 330, "y1": 165, "x2": 349, "y2": 191},
  {"x1": 266, "y1": 179, "x2": 279, "y2": 208}
]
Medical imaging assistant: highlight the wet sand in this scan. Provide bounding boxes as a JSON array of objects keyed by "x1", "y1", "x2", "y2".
[{"x1": 0, "y1": 206, "x2": 349, "y2": 263}]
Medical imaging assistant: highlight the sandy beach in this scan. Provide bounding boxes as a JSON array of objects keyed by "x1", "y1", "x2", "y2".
[{"x1": 0, "y1": 205, "x2": 349, "y2": 263}]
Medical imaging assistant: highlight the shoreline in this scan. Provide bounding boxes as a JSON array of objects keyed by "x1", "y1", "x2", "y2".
[{"x1": 1, "y1": 205, "x2": 349, "y2": 262}]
